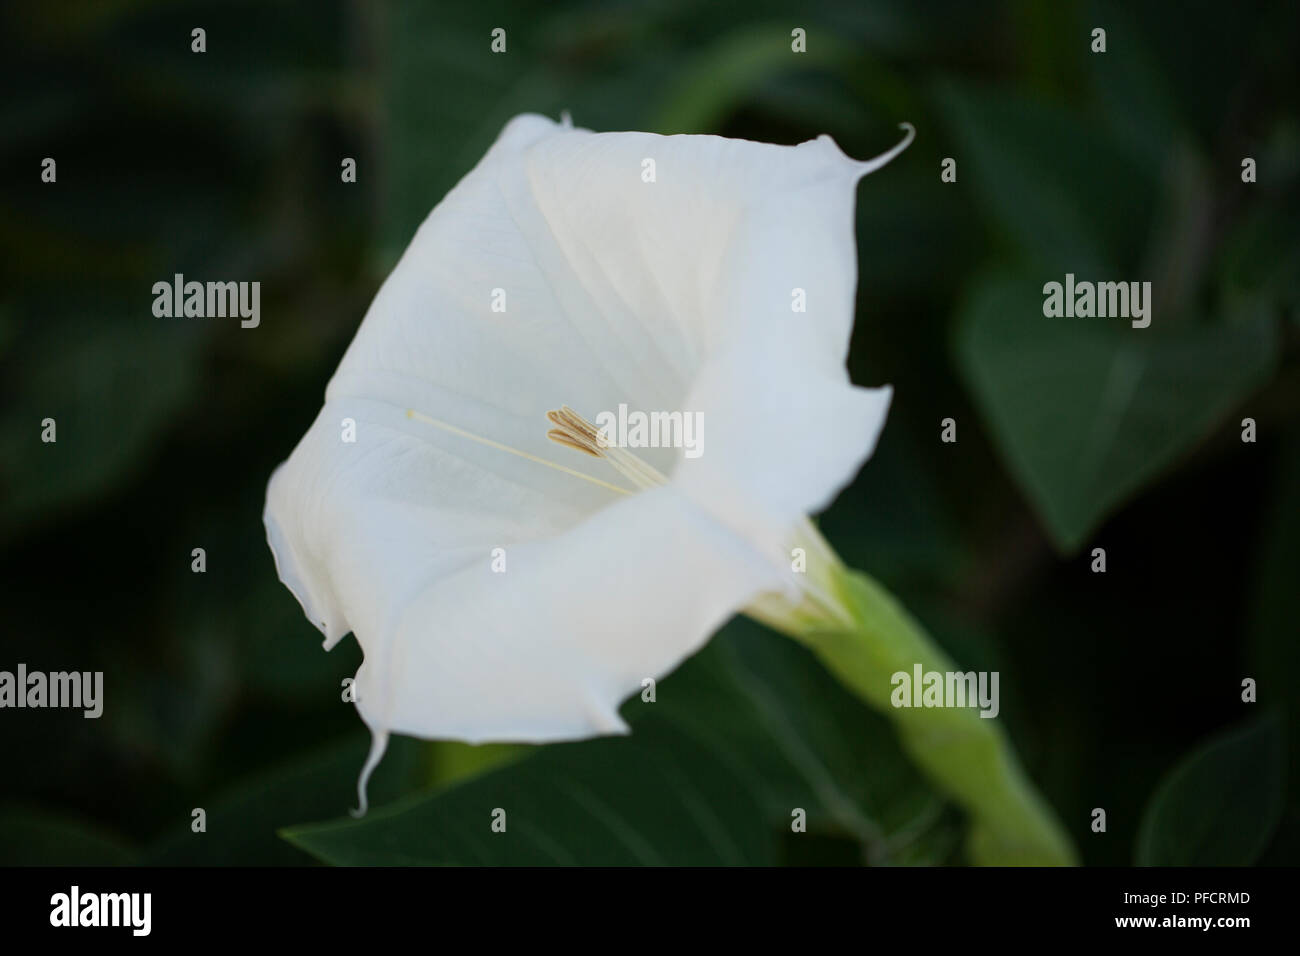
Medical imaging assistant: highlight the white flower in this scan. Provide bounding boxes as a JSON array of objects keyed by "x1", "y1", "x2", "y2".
[{"x1": 264, "y1": 113, "x2": 912, "y2": 809}]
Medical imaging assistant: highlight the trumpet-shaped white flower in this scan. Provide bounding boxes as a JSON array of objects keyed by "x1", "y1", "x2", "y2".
[{"x1": 264, "y1": 113, "x2": 912, "y2": 808}]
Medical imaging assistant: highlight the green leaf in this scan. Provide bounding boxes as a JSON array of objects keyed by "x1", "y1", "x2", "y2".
[
  {"x1": 955, "y1": 271, "x2": 1277, "y2": 551},
  {"x1": 651, "y1": 26, "x2": 893, "y2": 135},
  {"x1": 0, "y1": 312, "x2": 201, "y2": 542},
  {"x1": 935, "y1": 83, "x2": 1157, "y2": 276},
  {"x1": 0, "y1": 809, "x2": 137, "y2": 866},
  {"x1": 145, "y1": 735, "x2": 428, "y2": 866},
  {"x1": 1218, "y1": 184, "x2": 1300, "y2": 314},
  {"x1": 283, "y1": 622, "x2": 950, "y2": 866},
  {"x1": 1136, "y1": 714, "x2": 1285, "y2": 866},
  {"x1": 1085, "y1": 1, "x2": 1192, "y2": 171}
]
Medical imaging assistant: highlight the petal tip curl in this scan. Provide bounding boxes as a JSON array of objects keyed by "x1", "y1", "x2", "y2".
[{"x1": 816, "y1": 121, "x2": 915, "y2": 179}]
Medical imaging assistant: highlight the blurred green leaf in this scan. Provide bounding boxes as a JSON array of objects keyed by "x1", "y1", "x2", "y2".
[
  {"x1": 1085, "y1": 1, "x2": 1191, "y2": 171},
  {"x1": 653, "y1": 26, "x2": 876, "y2": 134},
  {"x1": 935, "y1": 83, "x2": 1156, "y2": 275},
  {"x1": 1136, "y1": 713, "x2": 1284, "y2": 866},
  {"x1": 0, "y1": 313, "x2": 201, "y2": 542},
  {"x1": 1218, "y1": 181, "x2": 1300, "y2": 316},
  {"x1": 955, "y1": 272, "x2": 1277, "y2": 551},
  {"x1": 145, "y1": 734, "x2": 428, "y2": 866},
  {"x1": 0, "y1": 809, "x2": 137, "y2": 865},
  {"x1": 284, "y1": 622, "x2": 950, "y2": 866}
]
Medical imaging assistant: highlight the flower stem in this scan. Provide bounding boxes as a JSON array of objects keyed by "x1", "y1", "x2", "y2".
[{"x1": 796, "y1": 566, "x2": 1077, "y2": 866}]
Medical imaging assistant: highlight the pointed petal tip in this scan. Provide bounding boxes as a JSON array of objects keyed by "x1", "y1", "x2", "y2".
[
  {"x1": 858, "y1": 122, "x2": 915, "y2": 176},
  {"x1": 819, "y1": 122, "x2": 916, "y2": 178},
  {"x1": 350, "y1": 728, "x2": 390, "y2": 818}
]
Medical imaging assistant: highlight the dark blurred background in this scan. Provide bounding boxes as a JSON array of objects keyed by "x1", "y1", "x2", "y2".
[{"x1": 1, "y1": 0, "x2": 1297, "y2": 865}]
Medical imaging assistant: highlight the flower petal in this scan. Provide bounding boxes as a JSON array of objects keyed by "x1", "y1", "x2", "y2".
[
  {"x1": 266, "y1": 405, "x2": 781, "y2": 742},
  {"x1": 674, "y1": 339, "x2": 893, "y2": 556}
]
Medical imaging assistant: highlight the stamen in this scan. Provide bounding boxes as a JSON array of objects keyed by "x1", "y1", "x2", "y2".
[
  {"x1": 545, "y1": 406, "x2": 670, "y2": 492},
  {"x1": 546, "y1": 430, "x2": 600, "y2": 457},
  {"x1": 546, "y1": 407, "x2": 604, "y2": 456}
]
